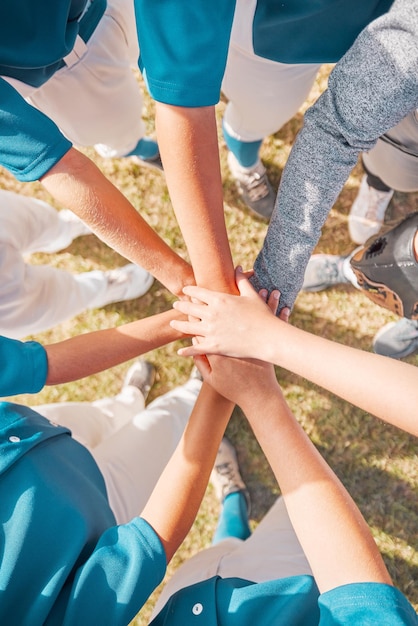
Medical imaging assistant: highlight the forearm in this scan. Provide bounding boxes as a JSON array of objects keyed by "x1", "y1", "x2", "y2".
[
  {"x1": 45, "y1": 309, "x2": 183, "y2": 385},
  {"x1": 251, "y1": 117, "x2": 358, "y2": 307},
  {"x1": 242, "y1": 388, "x2": 392, "y2": 592},
  {"x1": 261, "y1": 319, "x2": 418, "y2": 437},
  {"x1": 141, "y1": 383, "x2": 233, "y2": 562},
  {"x1": 40, "y1": 148, "x2": 194, "y2": 297},
  {"x1": 252, "y1": 0, "x2": 418, "y2": 308},
  {"x1": 156, "y1": 103, "x2": 236, "y2": 293}
]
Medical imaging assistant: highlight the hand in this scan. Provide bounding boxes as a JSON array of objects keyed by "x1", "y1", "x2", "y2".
[
  {"x1": 170, "y1": 267, "x2": 288, "y2": 358},
  {"x1": 194, "y1": 353, "x2": 279, "y2": 410}
]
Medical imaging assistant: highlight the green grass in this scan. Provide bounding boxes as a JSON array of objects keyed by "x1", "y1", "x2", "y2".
[{"x1": 2, "y1": 66, "x2": 417, "y2": 622}]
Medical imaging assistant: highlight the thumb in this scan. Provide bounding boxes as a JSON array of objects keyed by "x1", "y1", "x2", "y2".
[
  {"x1": 235, "y1": 266, "x2": 257, "y2": 298},
  {"x1": 194, "y1": 355, "x2": 211, "y2": 379}
]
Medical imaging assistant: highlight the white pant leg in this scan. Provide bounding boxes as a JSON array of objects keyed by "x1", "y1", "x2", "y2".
[
  {"x1": 0, "y1": 190, "x2": 85, "y2": 254},
  {"x1": 91, "y1": 378, "x2": 202, "y2": 524},
  {"x1": 363, "y1": 109, "x2": 418, "y2": 192},
  {"x1": 222, "y1": 43, "x2": 320, "y2": 142},
  {"x1": 0, "y1": 189, "x2": 116, "y2": 338},
  {"x1": 36, "y1": 385, "x2": 146, "y2": 449},
  {"x1": 152, "y1": 497, "x2": 311, "y2": 619},
  {"x1": 27, "y1": 0, "x2": 145, "y2": 157},
  {"x1": 0, "y1": 245, "x2": 113, "y2": 339}
]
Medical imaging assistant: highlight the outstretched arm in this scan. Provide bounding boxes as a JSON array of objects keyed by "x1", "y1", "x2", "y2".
[
  {"x1": 195, "y1": 355, "x2": 392, "y2": 593},
  {"x1": 141, "y1": 381, "x2": 233, "y2": 561},
  {"x1": 45, "y1": 309, "x2": 184, "y2": 385},
  {"x1": 156, "y1": 103, "x2": 236, "y2": 293},
  {"x1": 2, "y1": 310, "x2": 185, "y2": 397},
  {"x1": 41, "y1": 148, "x2": 195, "y2": 298},
  {"x1": 171, "y1": 270, "x2": 418, "y2": 436}
]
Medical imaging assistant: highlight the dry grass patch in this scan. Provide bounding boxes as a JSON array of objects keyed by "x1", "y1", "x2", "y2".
[{"x1": 2, "y1": 65, "x2": 417, "y2": 621}]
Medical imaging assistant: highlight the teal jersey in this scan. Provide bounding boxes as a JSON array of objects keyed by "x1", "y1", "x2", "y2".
[
  {"x1": 0, "y1": 335, "x2": 48, "y2": 396},
  {"x1": 136, "y1": 0, "x2": 393, "y2": 107},
  {"x1": 252, "y1": 0, "x2": 394, "y2": 63},
  {"x1": 0, "y1": 403, "x2": 167, "y2": 624},
  {"x1": 0, "y1": 0, "x2": 393, "y2": 181},
  {"x1": 151, "y1": 575, "x2": 417, "y2": 625},
  {"x1": 0, "y1": 0, "x2": 105, "y2": 182}
]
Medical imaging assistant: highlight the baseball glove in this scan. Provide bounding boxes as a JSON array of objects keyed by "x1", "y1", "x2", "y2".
[{"x1": 350, "y1": 212, "x2": 418, "y2": 319}]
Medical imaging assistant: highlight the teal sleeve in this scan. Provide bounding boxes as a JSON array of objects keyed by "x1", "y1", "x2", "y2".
[
  {"x1": 135, "y1": 0, "x2": 236, "y2": 106},
  {"x1": 62, "y1": 518, "x2": 167, "y2": 626},
  {"x1": 319, "y1": 583, "x2": 418, "y2": 625},
  {"x1": 0, "y1": 336, "x2": 48, "y2": 396},
  {"x1": 0, "y1": 78, "x2": 72, "y2": 181}
]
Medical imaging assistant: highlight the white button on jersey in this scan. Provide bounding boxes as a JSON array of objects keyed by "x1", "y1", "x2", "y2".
[
  {"x1": 8, "y1": 435, "x2": 21, "y2": 443},
  {"x1": 192, "y1": 602, "x2": 203, "y2": 615}
]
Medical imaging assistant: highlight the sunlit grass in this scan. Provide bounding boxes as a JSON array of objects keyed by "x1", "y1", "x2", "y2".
[{"x1": 1, "y1": 66, "x2": 416, "y2": 622}]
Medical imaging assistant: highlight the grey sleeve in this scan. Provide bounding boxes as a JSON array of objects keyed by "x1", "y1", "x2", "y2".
[{"x1": 251, "y1": 0, "x2": 418, "y2": 311}]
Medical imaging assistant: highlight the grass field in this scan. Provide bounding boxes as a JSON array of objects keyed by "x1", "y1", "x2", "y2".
[{"x1": 2, "y1": 67, "x2": 417, "y2": 623}]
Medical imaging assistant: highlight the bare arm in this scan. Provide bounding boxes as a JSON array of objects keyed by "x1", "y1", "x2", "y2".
[
  {"x1": 40, "y1": 147, "x2": 195, "y2": 297},
  {"x1": 171, "y1": 270, "x2": 418, "y2": 436},
  {"x1": 45, "y1": 309, "x2": 183, "y2": 385},
  {"x1": 195, "y1": 356, "x2": 392, "y2": 593},
  {"x1": 141, "y1": 382, "x2": 233, "y2": 561},
  {"x1": 156, "y1": 104, "x2": 236, "y2": 293}
]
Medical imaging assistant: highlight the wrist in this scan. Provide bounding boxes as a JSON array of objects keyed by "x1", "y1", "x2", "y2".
[
  {"x1": 238, "y1": 374, "x2": 283, "y2": 418},
  {"x1": 248, "y1": 315, "x2": 282, "y2": 362},
  {"x1": 171, "y1": 264, "x2": 195, "y2": 298}
]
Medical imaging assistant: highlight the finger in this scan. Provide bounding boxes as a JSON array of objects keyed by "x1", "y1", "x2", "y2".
[
  {"x1": 237, "y1": 266, "x2": 255, "y2": 280},
  {"x1": 177, "y1": 341, "x2": 209, "y2": 357},
  {"x1": 170, "y1": 319, "x2": 205, "y2": 335},
  {"x1": 235, "y1": 267, "x2": 258, "y2": 297},
  {"x1": 173, "y1": 299, "x2": 207, "y2": 319},
  {"x1": 194, "y1": 355, "x2": 212, "y2": 379},
  {"x1": 181, "y1": 285, "x2": 213, "y2": 304},
  {"x1": 258, "y1": 289, "x2": 268, "y2": 303},
  {"x1": 279, "y1": 306, "x2": 291, "y2": 323},
  {"x1": 267, "y1": 290, "x2": 280, "y2": 315}
]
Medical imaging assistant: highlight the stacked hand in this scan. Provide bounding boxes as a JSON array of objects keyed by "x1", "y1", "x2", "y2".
[{"x1": 171, "y1": 267, "x2": 289, "y2": 360}]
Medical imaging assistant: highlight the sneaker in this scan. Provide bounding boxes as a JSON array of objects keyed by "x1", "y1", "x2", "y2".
[
  {"x1": 227, "y1": 152, "x2": 276, "y2": 220},
  {"x1": 210, "y1": 438, "x2": 250, "y2": 510},
  {"x1": 104, "y1": 264, "x2": 154, "y2": 304},
  {"x1": 127, "y1": 137, "x2": 163, "y2": 171},
  {"x1": 131, "y1": 152, "x2": 163, "y2": 171},
  {"x1": 123, "y1": 360, "x2": 156, "y2": 399},
  {"x1": 373, "y1": 318, "x2": 418, "y2": 359},
  {"x1": 302, "y1": 254, "x2": 349, "y2": 291},
  {"x1": 348, "y1": 175, "x2": 394, "y2": 244},
  {"x1": 302, "y1": 251, "x2": 361, "y2": 292}
]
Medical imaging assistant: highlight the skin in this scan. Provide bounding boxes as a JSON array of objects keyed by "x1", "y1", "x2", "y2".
[
  {"x1": 44, "y1": 309, "x2": 186, "y2": 385},
  {"x1": 171, "y1": 268, "x2": 418, "y2": 437},
  {"x1": 41, "y1": 147, "x2": 195, "y2": 298},
  {"x1": 141, "y1": 381, "x2": 233, "y2": 561},
  {"x1": 193, "y1": 354, "x2": 393, "y2": 593},
  {"x1": 155, "y1": 104, "x2": 237, "y2": 294}
]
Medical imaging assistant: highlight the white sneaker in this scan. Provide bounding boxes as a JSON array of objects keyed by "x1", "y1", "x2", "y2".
[
  {"x1": 302, "y1": 249, "x2": 362, "y2": 292},
  {"x1": 348, "y1": 175, "x2": 394, "y2": 244},
  {"x1": 102, "y1": 264, "x2": 154, "y2": 304}
]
